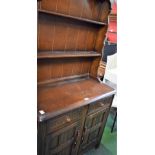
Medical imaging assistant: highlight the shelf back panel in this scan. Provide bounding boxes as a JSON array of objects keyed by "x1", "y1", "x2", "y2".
[
  {"x1": 38, "y1": 58, "x2": 92, "y2": 83},
  {"x1": 38, "y1": 13, "x2": 100, "y2": 51},
  {"x1": 39, "y1": 0, "x2": 110, "y2": 22}
]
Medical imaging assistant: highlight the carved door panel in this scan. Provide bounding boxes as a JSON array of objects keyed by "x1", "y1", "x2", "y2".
[
  {"x1": 45, "y1": 122, "x2": 80, "y2": 155},
  {"x1": 80, "y1": 108, "x2": 109, "y2": 151}
]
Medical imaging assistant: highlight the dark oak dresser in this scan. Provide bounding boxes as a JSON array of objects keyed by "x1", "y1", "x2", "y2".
[{"x1": 37, "y1": 0, "x2": 116, "y2": 155}]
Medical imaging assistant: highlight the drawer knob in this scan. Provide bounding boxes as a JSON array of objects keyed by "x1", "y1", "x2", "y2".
[
  {"x1": 81, "y1": 136, "x2": 84, "y2": 143},
  {"x1": 100, "y1": 102, "x2": 105, "y2": 107},
  {"x1": 66, "y1": 116, "x2": 71, "y2": 122}
]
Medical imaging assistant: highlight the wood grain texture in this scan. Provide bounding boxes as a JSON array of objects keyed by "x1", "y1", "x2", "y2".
[
  {"x1": 45, "y1": 122, "x2": 79, "y2": 155},
  {"x1": 37, "y1": 58, "x2": 92, "y2": 83},
  {"x1": 79, "y1": 108, "x2": 109, "y2": 154},
  {"x1": 90, "y1": 57, "x2": 101, "y2": 78},
  {"x1": 38, "y1": 12, "x2": 100, "y2": 51},
  {"x1": 37, "y1": 0, "x2": 113, "y2": 154},
  {"x1": 38, "y1": 0, "x2": 111, "y2": 84},
  {"x1": 40, "y1": 0, "x2": 110, "y2": 22},
  {"x1": 37, "y1": 51, "x2": 101, "y2": 59},
  {"x1": 98, "y1": 0, "x2": 111, "y2": 21},
  {"x1": 95, "y1": 26, "x2": 108, "y2": 52},
  {"x1": 38, "y1": 78, "x2": 114, "y2": 121},
  {"x1": 38, "y1": 9, "x2": 107, "y2": 26}
]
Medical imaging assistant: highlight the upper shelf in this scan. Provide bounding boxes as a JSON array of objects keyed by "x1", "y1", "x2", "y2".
[
  {"x1": 37, "y1": 51, "x2": 101, "y2": 59},
  {"x1": 38, "y1": 9, "x2": 107, "y2": 26}
]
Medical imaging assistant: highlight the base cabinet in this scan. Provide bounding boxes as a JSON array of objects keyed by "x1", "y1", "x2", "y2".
[{"x1": 38, "y1": 95, "x2": 114, "y2": 155}]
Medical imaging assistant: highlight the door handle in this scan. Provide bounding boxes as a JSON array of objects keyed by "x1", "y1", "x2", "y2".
[{"x1": 73, "y1": 130, "x2": 80, "y2": 147}]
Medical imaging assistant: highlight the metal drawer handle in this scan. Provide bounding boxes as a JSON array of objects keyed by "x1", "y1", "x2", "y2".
[
  {"x1": 100, "y1": 102, "x2": 105, "y2": 107},
  {"x1": 74, "y1": 130, "x2": 80, "y2": 147},
  {"x1": 81, "y1": 136, "x2": 84, "y2": 142},
  {"x1": 66, "y1": 116, "x2": 71, "y2": 123}
]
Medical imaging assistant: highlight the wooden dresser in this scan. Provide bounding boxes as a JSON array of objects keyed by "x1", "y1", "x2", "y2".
[{"x1": 37, "y1": 0, "x2": 116, "y2": 155}]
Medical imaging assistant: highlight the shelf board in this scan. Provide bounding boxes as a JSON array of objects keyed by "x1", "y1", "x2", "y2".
[
  {"x1": 38, "y1": 9, "x2": 107, "y2": 26},
  {"x1": 37, "y1": 51, "x2": 101, "y2": 59}
]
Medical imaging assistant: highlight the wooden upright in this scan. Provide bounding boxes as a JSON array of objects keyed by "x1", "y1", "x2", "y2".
[{"x1": 37, "y1": 0, "x2": 115, "y2": 155}]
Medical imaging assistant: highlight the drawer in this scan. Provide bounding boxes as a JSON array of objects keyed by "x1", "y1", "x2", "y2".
[
  {"x1": 88, "y1": 96, "x2": 113, "y2": 115},
  {"x1": 47, "y1": 108, "x2": 83, "y2": 134}
]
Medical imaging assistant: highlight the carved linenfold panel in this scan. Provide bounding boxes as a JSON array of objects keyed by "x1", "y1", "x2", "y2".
[
  {"x1": 88, "y1": 128, "x2": 100, "y2": 142},
  {"x1": 80, "y1": 108, "x2": 109, "y2": 152},
  {"x1": 46, "y1": 122, "x2": 80, "y2": 155}
]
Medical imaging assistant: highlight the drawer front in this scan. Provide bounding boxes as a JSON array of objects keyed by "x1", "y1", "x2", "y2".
[
  {"x1": 47, "y1": 108, "x2": 83, "y2": 134},
  {"x1": 88, "y1": 96, "x2": 113, "y2": 115}
]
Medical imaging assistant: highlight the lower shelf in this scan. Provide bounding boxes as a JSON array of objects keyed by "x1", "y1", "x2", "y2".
[{"x1": 37, "y1": 51, "x2": 101, "y2": 59}]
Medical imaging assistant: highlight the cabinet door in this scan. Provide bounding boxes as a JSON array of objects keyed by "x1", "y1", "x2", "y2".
[
  {"x1": 45, "y1": 121, "x2": 80, "y2": 155},
  {"x1": 80, "y1": 108, "x2": 109, "y2": 152}
]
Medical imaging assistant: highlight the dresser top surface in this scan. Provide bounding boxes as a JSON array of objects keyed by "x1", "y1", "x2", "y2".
[{"x1": 38, "y1": 78, "x2": 115, "y2": 121}]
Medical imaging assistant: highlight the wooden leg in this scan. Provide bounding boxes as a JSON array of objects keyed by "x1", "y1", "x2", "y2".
[{"x1": 95, "y1": 143, "x2": 100, "y2": 149}]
